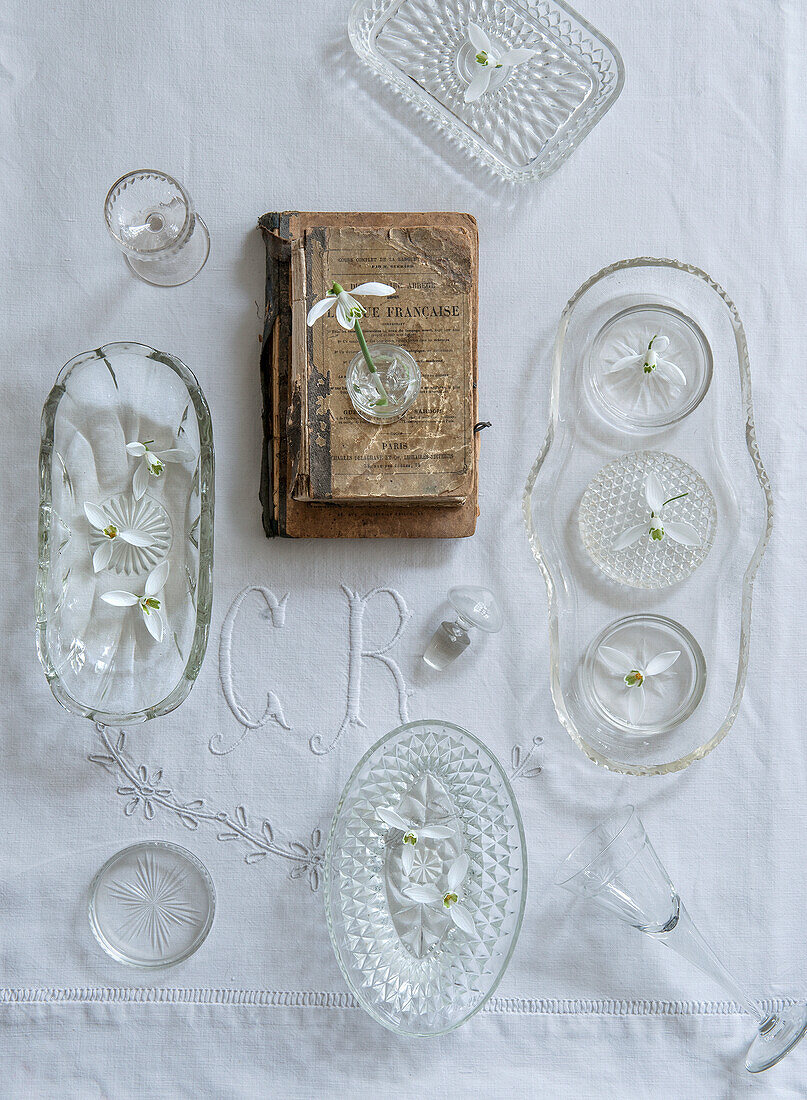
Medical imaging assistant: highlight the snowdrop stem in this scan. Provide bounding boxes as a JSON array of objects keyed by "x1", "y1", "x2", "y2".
[
  {"x1": 353, "y1": 318, "x2": 388, "y2": 404},
  {"x1": 662, "y1": 492, "x2": 689, "y2": 507}
]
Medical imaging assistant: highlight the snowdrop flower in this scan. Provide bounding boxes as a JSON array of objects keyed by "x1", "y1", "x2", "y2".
[
  {"x1": 126, "y1": 440, "x2": 194, "y2": 501},
  {"x1": 377, "y1": 804, "x2": 454, "y2": 876},
  {"x1": 406, "y1": 854, "x2": 475, "y2": 935},
  {"x1": 306, "y1": 281, "x2": 395, "y2": 330},
  {"x1": 603, "y1": 333, "x2": 687, "y2": 410},
  {"x1": 465, "y1": 23, "x2": 537, "y2": 103},
  {"x1": 598, "y1": 643, "x2": 681, "y2": 724},
  {"x1": 101, "y1": 560, "x2": 169, "y2": 642},
  {"x1": 84, "y1": 501, "x2": 155, "y2": 572},
  {"x1": 613, "y1": 472, "x2": 700, "y2": 550}
]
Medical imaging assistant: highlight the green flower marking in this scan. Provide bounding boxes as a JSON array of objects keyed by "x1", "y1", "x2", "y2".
[
  {"x1": 624, "y1": 670, "x2": 644, "y2": 687},
  {"x1": 443, "y1": 892, "x2": 458, "y2": 908}
]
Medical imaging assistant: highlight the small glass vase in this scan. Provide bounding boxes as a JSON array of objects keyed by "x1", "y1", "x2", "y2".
[
  {"x1": 346, "y1": 343, "x2": 420, "y2": 425},
  {"x1": 104, "y1": 170, "x2": 210, "y2": 287}
]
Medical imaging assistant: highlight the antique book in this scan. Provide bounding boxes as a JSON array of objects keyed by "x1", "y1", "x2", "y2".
[
  {"x1": 289, "y1": 224, "x2": 475, "y2": 506},
  {"x1": 257, "y1": 211, "x2": 480, "y2": 539}
]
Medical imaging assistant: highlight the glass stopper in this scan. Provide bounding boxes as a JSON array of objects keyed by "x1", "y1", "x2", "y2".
[{"x1": 423, "y1": 586, "x2": 502, "y2": 671}]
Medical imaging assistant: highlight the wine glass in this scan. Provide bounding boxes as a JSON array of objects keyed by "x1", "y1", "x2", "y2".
[
  {"x1": 555, "y1": 806, "x2": 807, "y2": 1073},
  {"x1": 104, "y1": 170, "x2": 210, "y2": 286}
]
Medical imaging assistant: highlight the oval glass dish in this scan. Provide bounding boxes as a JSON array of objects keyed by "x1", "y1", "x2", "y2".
[
  {"x1": 325, "y1": 720, "x2": 527, "y2": 1036},
  {"x1": 523, "y1": 259, "x2": 772, "y2": 775},
  {"x1": 36, "y1": 342, "x2": 214, "y2": 723}
]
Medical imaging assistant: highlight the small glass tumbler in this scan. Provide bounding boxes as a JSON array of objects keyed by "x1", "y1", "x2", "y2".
[
  {"x1": 104, "y1": 170, "x2": 210, "y2": 287},
  {"x1": 347, "y1": 343, "x2": 420, "y2": 425}
]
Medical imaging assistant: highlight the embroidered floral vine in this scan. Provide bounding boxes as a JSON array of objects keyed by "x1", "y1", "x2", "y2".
[{"x1": 89, "y1": 725, "x2": 324, "y2": 890}]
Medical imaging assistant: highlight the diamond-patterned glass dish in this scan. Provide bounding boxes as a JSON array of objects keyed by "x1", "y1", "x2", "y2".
[
  {"x1": 579, "y1": 451, "x2": 717, "y2": 588},
  {"x1": 348, "y1": 0, "x2": 624, "y2": 182},
  {"x1": 324, "y1": 720, "x2": 527, "y2": 1035},
  {"x1": 523, "y1": 259, "x2": 773, "y2": 775}
]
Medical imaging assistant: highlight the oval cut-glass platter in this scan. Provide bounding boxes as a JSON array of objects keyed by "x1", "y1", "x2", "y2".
[
  {"x1": 523, "y1": 259, "x2": 772, "y2": 775},
  {"x1": 325, "y1": 720, "x2": 527, "y2": 1036},
  {"x1": 36, "y1": 342, "x2": 214, "y2": 724}
]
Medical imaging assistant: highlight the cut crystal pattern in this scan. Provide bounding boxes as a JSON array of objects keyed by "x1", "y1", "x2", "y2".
[
  {"x1": 108, "y1": 852, "x2": 199, "y2": 952},
  {"x1": 383, "y1": 772, "x2": 465, "y2": 958},
  {"x1": 89, "y1": 841, "x2": 215, "y2": 968},
  {"x1": 325, "y1": 720, "x2": 527, "y2": 1036},
  {"x1": 579, "y1": 451, "x2": 717, "y2": 588},
  {"x1": 88, "y1": 492, "x2": 172, "y2": 576},
  {"x1": 349, "y1": 0, "x2": 624, "y2": 182}
]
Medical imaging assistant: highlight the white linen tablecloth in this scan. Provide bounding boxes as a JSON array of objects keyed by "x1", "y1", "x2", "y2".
[{"x1": 2, "y1": 0, "x2": 806, "y2": 1095}]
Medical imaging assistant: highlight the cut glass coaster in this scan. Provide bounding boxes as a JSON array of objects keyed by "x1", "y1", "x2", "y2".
[
  {"x1": 580, "y1": 614, "x2": 706, "y2": 735},
  {"x1": 579, "y1": 450, "x2": 717, "y2": 589},
  {"x1": 587, "y1": 303, "x2": 713, "y2": 432},
  {"x1": 89, "y1": 841, "x2": 215, "y2": 968},
  {"x1": 88, "y1": 493, "x2": 172, "y2": 576},
  {"x1": 325, "y1": 720, "x2": 527, "y2": 1036},
  {"x1": 349, "y1": 0, "x2": 624, "y2": 182}
]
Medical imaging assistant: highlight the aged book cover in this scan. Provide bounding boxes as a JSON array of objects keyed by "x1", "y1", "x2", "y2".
[
  {"x1": 257, "y1": 211, "x2": 479, "y2": 539},
  {"x1": 290, "y1": 224, "x2": 475, "y2": 505}
]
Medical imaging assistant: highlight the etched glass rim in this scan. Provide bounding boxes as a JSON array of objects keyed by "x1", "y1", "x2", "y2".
[
  {"x1": 522, "y1": 257, "x2": 774, "y2": 776},
  {"x1": 88, "y1": 840, "x2": 216, "y2": 969},
  {"x1": 36, "y1": 340, "x2": 215, "y2": 724},
  {"x1": 553, "y1": 804, "x2": 635, "y2": 888},
  {"x1": 348, "y1": 0, "x2": 625, "y2": 183},
  {"x1": 104, "y1": 169, "x2": 194, "y2": 255},
  {"x1": 324, "y1": 719, "x2": 528, "y2": 1036}
]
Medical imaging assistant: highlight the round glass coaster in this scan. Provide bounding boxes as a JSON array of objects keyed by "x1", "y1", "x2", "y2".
[
  {"x1": 587, "y1": 303, "x2": 712, "y2": 432},
  {"x1": 580, "y1": 614, "x2": 706, "y2": 735},
  {"x1": 579, "y1": 450, "x2": 717, "y2": 589},
  {"x1": 89, "y1": 841, "x2": 215, "y2": 968}
]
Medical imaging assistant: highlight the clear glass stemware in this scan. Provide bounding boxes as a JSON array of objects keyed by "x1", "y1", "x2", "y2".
[
  {"x1": 104, "y1": 170, "x2": 210, "y2": 286},
  {"x1": 555, "y1": 806, "x2": 807, "y2": 1073}
]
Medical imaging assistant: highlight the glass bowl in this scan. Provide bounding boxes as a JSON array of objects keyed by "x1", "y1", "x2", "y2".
[
  {"x1": 36, "y1": 342, "x2": 214, "y2": 723},
  {"x1": 89, "y1": 841, "x2": 215, "y2": 968},
  {"x1": 325, "y1": 720, "x2": 527, "y2": 1035},
  {"x1": 349, "y1": 0, "x2": 624, "y2": 182}
]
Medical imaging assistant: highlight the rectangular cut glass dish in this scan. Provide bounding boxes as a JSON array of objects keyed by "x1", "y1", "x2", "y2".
[
  {"x1": 36, "y1": 342, "x2": 214, "y2": 724},
  {"x1": 523, "y1": 259, "x2": 772, "y2": 776},
  {"x1": 348, "y1": 0, "x2": 624, "y2": 182}
]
